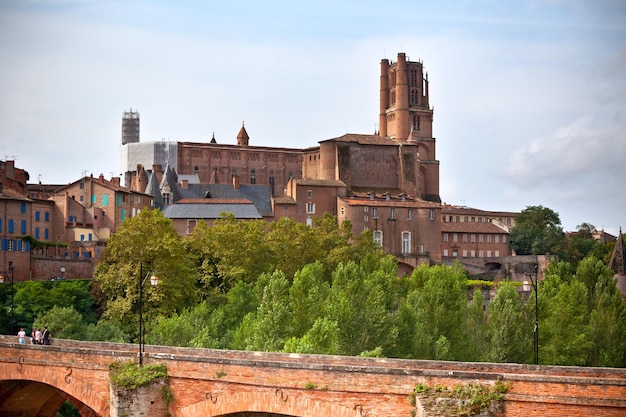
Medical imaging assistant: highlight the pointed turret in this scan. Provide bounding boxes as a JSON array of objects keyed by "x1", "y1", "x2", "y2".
[
  {"x1": 237, "y1": 122, "x2": 249, "y2": 147},
  {"x1": 609, "y1": 228, "x2": 626, "y2": 298}
]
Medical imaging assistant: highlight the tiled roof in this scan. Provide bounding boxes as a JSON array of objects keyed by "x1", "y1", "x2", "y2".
[
  {"x1": 341, "y1": 196, "x2": 440, "y2": 208},
  {"x1": 441, "y1": 221, "x2": 509, "y2": 233},
  {"x1": 273, "y1": 196, "x2": 296, "y2": 204},
  {"x1": 293, "y1": 179, "x2": 346, "y2": 187},
  {"x1": 320, "y1": 133, "x2": 410, "y2": 146},
  {"x1": 0, "y1": 187, "x2": 31, "y2": 201},
  {"x1": 442, "y1": 204, "x2": 518, "y2": 217}
]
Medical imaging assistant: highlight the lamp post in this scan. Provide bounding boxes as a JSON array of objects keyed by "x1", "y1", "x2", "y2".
[
  {"x1": 139, "y1": 262, "x2": 158, "y2": 366},
  {"x1": 0, "y1": 263, "x2": 15, "y2": 335},
  {"x1": 524, "y1": 264, "x2": 539, "y2": 365}
]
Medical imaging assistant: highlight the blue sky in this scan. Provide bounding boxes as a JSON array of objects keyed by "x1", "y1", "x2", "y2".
[{"x1": 1, "y1": 0, "x2": 625, "y2": 234}]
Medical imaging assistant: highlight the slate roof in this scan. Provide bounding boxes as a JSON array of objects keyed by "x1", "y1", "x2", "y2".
[
  {"x1": 179, "y1": 184, "x2": 273, "y2": 216},
  {"x1": 161, "y1": 201, "x2": 262, "y2": 220}
]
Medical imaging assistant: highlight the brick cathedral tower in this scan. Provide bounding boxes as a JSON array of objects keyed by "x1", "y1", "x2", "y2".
[{"x1": 379, "y1": 52, "x2": 440, "y2": 202}]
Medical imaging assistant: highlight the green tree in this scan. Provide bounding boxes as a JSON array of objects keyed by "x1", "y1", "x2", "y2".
[
  {"x1": 289, "y1": 262, "x2": 329, "y2": 337},
  {"x1": 94, "y1": 209, "x2": 198, "y2": 340},
  {"x1": 34, "y1": 306, "x2": 87, "y2": 340},
  {"x1": 563, "y1": 223, "x2": 600, "y2": 266},
  {"x1": 540, "y1": 274, "x2": 591, "y2": 366},
  {"x1": 466, "y1": 289, "x2": 488, "y2": 361},
  {"x1": 237, "y1": 270, "x2": 293, "y2": 351},
  {"x1": 406, "y1": 262, "x2": 469, "y2": 360},
  {"x1": 509, "y1": 205, "x2": 566, "y2": 256},
  {"x1": 85, "y1": 319, "x2": 128, "y2": 343},
  {"x1": 485, "y1": 282, "x2": 530, "y2": 363}
]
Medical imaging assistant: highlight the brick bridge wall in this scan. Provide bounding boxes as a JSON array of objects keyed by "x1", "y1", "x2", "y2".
[{"x1": 0, "y1": 336, "x2": 624, "y2": 417}]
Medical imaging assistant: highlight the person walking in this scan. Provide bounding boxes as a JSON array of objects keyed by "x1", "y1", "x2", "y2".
[
  {"x1": 42, "y1": 326, "x2": 51, "y2": 345},
  {"x1": 17, "y1": 328, "x2": 26, "y2": 344}
]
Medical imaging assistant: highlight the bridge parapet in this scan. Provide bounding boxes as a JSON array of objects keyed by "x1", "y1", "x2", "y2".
[{"x1": 0, "y1": 336, "x2": 625, "y2": 417}]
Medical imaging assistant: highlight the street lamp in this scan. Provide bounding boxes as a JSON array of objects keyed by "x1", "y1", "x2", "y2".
[
  {"x1": 524, "y1": 264, "x2": 539, "y2": 365},
  {"x1": 0, "y1": 263, "x2": 15, "y2": 335},
  {"x1": 139, "y1": 262, "x2": 158, "y2": 366}
]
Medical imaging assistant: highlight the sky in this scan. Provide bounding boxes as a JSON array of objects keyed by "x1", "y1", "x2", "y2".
[{"x1": 0, "y1": 0, "x2": 625, "y2": 234}]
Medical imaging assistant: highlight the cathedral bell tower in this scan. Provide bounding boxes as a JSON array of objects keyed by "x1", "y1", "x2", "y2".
[{"x1": 379, "y1": 52, "x2": 440, "y2": 202}]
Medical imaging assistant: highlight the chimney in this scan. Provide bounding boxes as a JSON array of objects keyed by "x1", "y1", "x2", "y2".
[
  {"x1": 232, "y1": 175, "x2": 240, "y2": 190},
  {"x1": 99, "y1": 174, "x2": 105, "y2": 182},
  {"x1": 111, "y1": 177, "x2": 120, "y2": 186}
]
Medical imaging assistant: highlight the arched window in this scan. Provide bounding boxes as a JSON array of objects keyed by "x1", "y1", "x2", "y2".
[{"x1": 250, "y1": 169, "x2": 256, "y2": 184}]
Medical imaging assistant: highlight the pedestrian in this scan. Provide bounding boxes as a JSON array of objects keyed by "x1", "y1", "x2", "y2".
[
  {"x1": 17, "y1": 328, "x2": 26, "y2": 344},
  {"x1": 31, "y1": 328, "x2": 36, "y2": 344},
  {"x1": 34, "y1": 328, "x2": 42, "y2": 345},
  {"x1": 42, "y1": 326, "x2": 51, "y2": 345}
]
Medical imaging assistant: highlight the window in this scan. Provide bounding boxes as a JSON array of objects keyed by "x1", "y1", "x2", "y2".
[
  {"x1": 20, "y1": 202, "x2": 26, "y2": 213},
  {"x1": 471, "y1": 217, "x2": 475, "y2": 222},
  {"x1": 35, "y1": 211, "x2": 40, "y2": 221},
  {"x1": 402, "y1": 232, "x2": 410, "y2": 255},
  {"x1": 443, "y1": 233, "x2": 449, "y2": 242},
  {"x1": 92, "y1": 195, "x2": 96, "y2": 203},
  {"x1": 503, "y1": 235, "x2": 508, "y2": 243},
  {"x1": 35, "y1": 228, "x2": 40, "y2": 239},
  {"x1": 80, "y1": 234, "x2": 85, "y2": 241},
  {"x1": 419, "y1": 243, "x2": 425, "y2": 254},
  {"x1": 80, "y1": 195, "x2": 84, "y2": 202},
  {"x1": 471, "y1": 234, "x2": 476, "y2": 243},
  {"x1": 373, "y1": 230, "x2": 383, "y2": 247},
  {"x1": 471, "y1": 250, "x2": 476, "y2": 257},
  {"x1": 117, "y1": 194, "x2": 122, "y2": 207},
  {"x1": 408, "y1": 209, "x2": 413, "y2": 220},
  {"x1": 121, "y1": 209, "x2": 125, "y2": 221},
  {"x1": 340, "y1": 206, "x2": 345, "y2": 216},
  {"x1": 372, "y1": 207, "x2": 378, "y2": 219},
  {"x1": 455, "y1": 216, "x2": 460, "y2": 222},
  {"x1": 462, "y1": 233, "x2": 467, "y2": 243},
  {"x1": 102, "y1": 194, "x2": 109, "y2": 207},
  {"x1": 306, "y1": 217, "x2": 313, "y2": 227},
  {"x1": 443, "y1": 249, "x2": 449, "y2": 256},
  {"x1": 21, "y1": 220, "x2": 27, "y2": 234},
  {"x1": 429, "y1": 209, "x2": 435, "y2": 220},
  {"x1": 479, "y1": 234, "x2": 484, "y2": 243},
  {"x1": 307, "y1": 190, "x2": 312, "y2": 198},
  {"x1": 45, "y1": 229, "x2": 49, "y2": 240},
  {"x1": 487, "y1": 250, "x2": 492, "y2": 257},
  {"x1": 390, "y1": 208, "x2": 396, "y2": 220},
  {"x1": 284, "y1": 204, "x2": 289, "y2": 211},
  {"x1": 487, "y1": 234, "x2": 492, "y2": 243},
  {"x1": 453, "y1": 249, "x2": 458, "y2": 257},
  {"x1": 495, "y1": 235, "x2": 500, "y2": 243},
  {"x1": 250, "y1": 169, "x2": 257, "y2": 184},
  {"x1": 453, "y1": 233, "x2": 458, "y2": 242},
  {"x1": 45, "y1": 212, "x2": 49, "y2": 222},
  {"x1": 163, "y1": 192, "x2": 170, "y2": 205},
  {"x1": 306, "y1": 202, "x2": 315, "y2": 214},
  {"x1": 8, "y1": 219, "x2": 14, "y2": 233},
  {"x1": 463, "y1": 250, "x2": 468, "y2": 257},
  {"x1": 187, "y1": 219, "x2": 197, "y2": 235}
]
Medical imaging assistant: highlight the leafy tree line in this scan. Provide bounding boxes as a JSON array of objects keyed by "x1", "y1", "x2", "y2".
[{"x1": 3, "y1": 208, "x2": 625, "y2": 367}]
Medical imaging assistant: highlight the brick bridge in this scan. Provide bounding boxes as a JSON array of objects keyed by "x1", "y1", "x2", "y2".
[{"x1": 0, "y1": 336, "x2": 624, "y2": 417}]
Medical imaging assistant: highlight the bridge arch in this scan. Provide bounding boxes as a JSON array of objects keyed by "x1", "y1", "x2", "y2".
[
  {"x1": 0, "y1": 360, "x2": 108, "y2": 417},
  {"x1": 178, "y1": 389, "x2": 362, "y2": 417}
]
